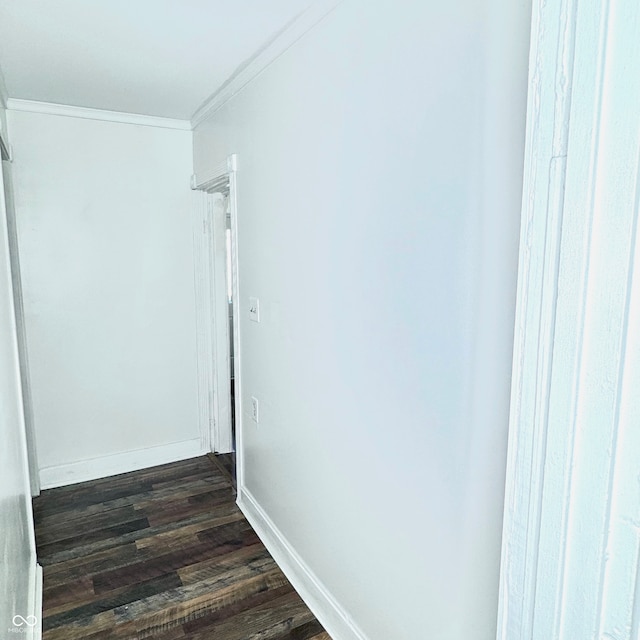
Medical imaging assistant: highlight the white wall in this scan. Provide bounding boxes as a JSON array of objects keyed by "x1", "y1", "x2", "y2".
[
  {"x1": 193, "y1": 1, "x2": 531, "y2": 638},
  {"x1": 8, "y1": 109, "x2": 200, "y2": 485},
  {"x1": 0, "y1": 156, "x2": 38, "y2": 637}
]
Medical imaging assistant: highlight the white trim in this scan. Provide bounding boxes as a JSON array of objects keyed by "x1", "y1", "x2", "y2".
[
  {"x1": 12, "y1": 560, "x2": 43, "y2": 640},
  {"x1": 498, "y1": 0, "x2": 640, "y2": 637},
  {"x1": 192, "y1": 155, "x2": 240, "y2": 457},
  {"x1": 39, "y1": 438, "x2": 206, "y2": 489},
  {"x1": 27, "y1": 562, "x2": 43, "y2": 640},
  {"x1": 497, "y1": 0, "x2": 576, "y2": 636},
  {"x1": 192, "y1": 189, "x2": 215, "y2": 453},
  {"x1": 228, "y1": 161, "x2": 243, "y2": 484},
  {"x1": 0, "y1": 159, "x2": 37, "y2": 558},
  {"x1": 6, "y1": 99, "x2": 191, "y2": 130},
  {"x1": 190, "y1": 0, "x2": 343, "y2": 127},
  {"x1": 1, "y1": 159, "x2": 39, "y2": 494},
  {"x1": 191, "y1": 158, "x2": 231, "y2": 192},
  {"x1": 0, "y1": 64, "x2": 8, "y2": 108},
  {"x1": 209, "y1": 192, "x2": 234, "y2": 453},
  {"x1": 237, "y1": 488, "x2": 368, "y2": 640},
  {"x1": 0, "y1": 64, "x2": 8, "y2": 151}
]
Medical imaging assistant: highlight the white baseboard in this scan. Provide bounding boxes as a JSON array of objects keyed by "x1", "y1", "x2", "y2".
[
  {"x1": 31, "y1": 563, "x2": 42, "y2": 640},
  {"x1": 39, "y1": 438, "x2": 207, "y2": 489},
  {"x1": 14, "y1": 560, "x2": 42, "y2": 640},
  {"x1": 237, "y1": 487, "x2": 368, "y2": 640},
  {"x1": 6, "y1": 559, "x2": 41, "y2": 638}
]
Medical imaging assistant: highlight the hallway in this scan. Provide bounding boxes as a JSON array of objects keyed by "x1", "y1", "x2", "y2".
[
  {"x1": 34, "y1": 456, "x2": 328, "y2": 640},
  {"x1": 0, "y1": 0, "x2": 638, "y2": 637}
]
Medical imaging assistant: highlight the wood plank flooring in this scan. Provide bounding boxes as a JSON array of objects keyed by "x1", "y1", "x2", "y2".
[
  {"x1": 208, "y1": 452, "x2": 236, "y2": 490},
  {"x1": 33, "y1": 456, "x2": 329, "y2": 640}
]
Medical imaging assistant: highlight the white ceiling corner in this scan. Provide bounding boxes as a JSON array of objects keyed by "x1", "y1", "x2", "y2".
[
  {"x1": 190, "y1": 0, "x2": 342, "y2": 127},
  {"x1": 0, "y1": 0, "x2": 320, "y2": 121}
]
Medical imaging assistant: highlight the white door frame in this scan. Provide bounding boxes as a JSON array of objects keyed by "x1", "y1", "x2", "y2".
[
  {"x1": 1, "y1": 143, "x2": 40, "y2": 496},
  {"x1": 208, "y1": 191, "x2": 233, "y2": 454},
  {"x1": 498, "y1": 0, "x2": 640, "y2": 637},
  {"x1": 192, "y1": 155, "x2": 241, "y2": 460}
]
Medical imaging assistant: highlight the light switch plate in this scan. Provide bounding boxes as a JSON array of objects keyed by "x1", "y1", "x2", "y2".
[{"x1": 249, "y1": 297, "x2": 260, "y2": 322}]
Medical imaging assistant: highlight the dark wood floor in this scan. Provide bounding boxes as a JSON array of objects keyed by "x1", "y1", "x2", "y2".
[
  {"x1": 33, "y1": 455, "x2": 329, "y2": 640},
  {"x1": 209, "y1": 452, "x2": 236, "y2": 490}
]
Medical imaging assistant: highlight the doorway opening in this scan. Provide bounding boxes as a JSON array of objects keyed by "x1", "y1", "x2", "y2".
[
  {"x1": 225, "y1": 208, "x2": 236, "y2": 449},
  {"x1": 192, "y1": 155, "x2": 242, "y2": 489}
]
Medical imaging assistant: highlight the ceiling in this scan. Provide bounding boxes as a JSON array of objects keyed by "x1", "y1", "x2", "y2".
[{"x1": 0, "y1": 0, "x2": 314, "y2": 120}]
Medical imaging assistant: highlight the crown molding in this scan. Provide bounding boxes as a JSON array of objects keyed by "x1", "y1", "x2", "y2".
[
  {"x1": 0, "y1": 65, "x2": 8, "y2": 108},
  {"x1": 6, "y1": 99, "x2": 191, "y2": 130},
  {"x1": 190, "y1": 0, "x2": 343, "y2": 128}
]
